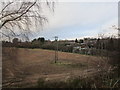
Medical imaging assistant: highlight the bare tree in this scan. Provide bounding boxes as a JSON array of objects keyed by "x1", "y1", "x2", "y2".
[{"x1": 0, "y1": 0, "x2": 55, "y2": 41}]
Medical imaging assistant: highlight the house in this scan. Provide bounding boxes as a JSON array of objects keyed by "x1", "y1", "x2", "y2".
[
  {"x1": 73, "y1": 46, "x2": 81, "y2": 53},
  {"x1": 73, "y1": 43, "x2": 89, "y2": 54}
]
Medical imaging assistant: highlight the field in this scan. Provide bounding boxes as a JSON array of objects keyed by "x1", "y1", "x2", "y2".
[{"x1": 2, "y1": 47, "x2": 110, "y2": 88}]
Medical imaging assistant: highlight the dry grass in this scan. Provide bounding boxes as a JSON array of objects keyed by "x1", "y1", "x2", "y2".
[{"x1": 2, "y1": 47, "x2": 110, "y2": 88}]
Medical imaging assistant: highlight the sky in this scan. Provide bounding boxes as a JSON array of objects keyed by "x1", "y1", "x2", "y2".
[{"x1": 31, "y1": 1, "x2": 118, "y2": 41}]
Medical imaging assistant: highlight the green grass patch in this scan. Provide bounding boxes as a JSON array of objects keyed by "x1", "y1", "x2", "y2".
[{"x1": 51, "y1": 61, "x2": 87, "y2": 68}]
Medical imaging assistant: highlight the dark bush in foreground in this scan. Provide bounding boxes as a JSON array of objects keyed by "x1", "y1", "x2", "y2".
[{"x1": 36, "y1": 72, "x2": 120, "y2": 88}]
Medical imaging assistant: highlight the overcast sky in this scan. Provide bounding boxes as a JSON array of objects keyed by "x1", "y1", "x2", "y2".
[{"x1": 31, "y1": 1, "x2": 118, "y2": 41}]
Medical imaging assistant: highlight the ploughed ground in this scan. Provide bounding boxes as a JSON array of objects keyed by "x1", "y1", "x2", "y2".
[{"x1": 2, "y1": 47, "x2": 109, "y2": 87}]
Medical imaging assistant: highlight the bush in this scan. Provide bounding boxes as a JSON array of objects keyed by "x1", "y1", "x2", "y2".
[
  {"x1": 36, "y1": 74, "x2": 120, "y2": 88},
  {"x1": 37, "y1": 78, "x2": 45, "y2": 88}
]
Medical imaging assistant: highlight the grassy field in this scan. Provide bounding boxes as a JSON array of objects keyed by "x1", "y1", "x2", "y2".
[{"x1": 2, "y1": 47, "x2": 110, "y2": 88}]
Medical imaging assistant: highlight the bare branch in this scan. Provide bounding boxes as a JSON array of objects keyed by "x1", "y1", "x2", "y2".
[
  {"x1": 0, "y1": 1, "x2": 37, "y2": 29},
  {"x1": 0, "y1": 0, "x2": 55, "y2": 40},
  {"x1": 1, "y1": 2, "x2": 14, "y2": 13}
]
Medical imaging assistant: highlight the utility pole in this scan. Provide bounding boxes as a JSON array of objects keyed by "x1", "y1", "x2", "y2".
[
  {"x1": 54, "y1": 36, "x2": 58, "y2": 63},
  {"x1": 118, "y1": 28, "x2": 120, "y2": 39}
]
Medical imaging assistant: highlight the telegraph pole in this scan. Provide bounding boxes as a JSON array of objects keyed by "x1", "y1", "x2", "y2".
[{"x1": 54, "y1": 36, "x2": 58, "y2": 63}]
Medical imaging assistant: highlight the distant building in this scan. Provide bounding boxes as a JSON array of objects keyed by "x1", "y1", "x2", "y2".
[{"x1": 73, "y1": 43, "x2": 89, "y2": 54}]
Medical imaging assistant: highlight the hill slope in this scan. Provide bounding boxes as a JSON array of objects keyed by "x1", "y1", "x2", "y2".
[{"x1": 2, "y1": 47, "x2": 109, "y2": 87}]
